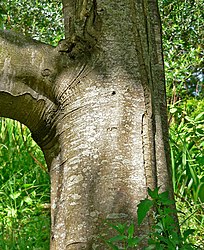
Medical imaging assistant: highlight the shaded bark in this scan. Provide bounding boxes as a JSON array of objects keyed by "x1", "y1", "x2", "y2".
[{"x1": 0, "y1": 0, "x2": 175, "y2": 249}]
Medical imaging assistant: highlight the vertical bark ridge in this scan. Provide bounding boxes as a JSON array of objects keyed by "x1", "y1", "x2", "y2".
[
  {"x1": 147, "y1": 0, "x2": 172, "y2": 192},
  {"x1": 130, "y1": 0, "x2": 157, "y2": 192}
]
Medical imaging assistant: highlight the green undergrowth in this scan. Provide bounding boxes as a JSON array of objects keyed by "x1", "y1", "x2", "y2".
[
  {"x1": 101, "y1": 187, "x2": 203, "y2": 249},
  {"x1": 0, "y1": 118, "x2": 50, "y2": 250},
  {"x1": 169, "y1": 99, "x2": 204, "y2": 248}
]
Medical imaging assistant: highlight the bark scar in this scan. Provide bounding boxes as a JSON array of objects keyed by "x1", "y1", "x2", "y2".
[{"x1": 66, "y1": 241, "x2": 87, "y2": 249}]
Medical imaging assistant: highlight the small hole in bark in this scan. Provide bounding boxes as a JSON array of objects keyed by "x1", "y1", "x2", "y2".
[
  {"x1": 112, "y1": 91, "x2": 116, "y2": 95},
  {"x1": 41, "y1": 68, "x2": 51, "y2": 77}
]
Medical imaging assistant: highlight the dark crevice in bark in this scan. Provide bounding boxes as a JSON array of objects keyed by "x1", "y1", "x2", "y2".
[{"x1": 66, "y1": 242, "x2": 88, "y2": 249}]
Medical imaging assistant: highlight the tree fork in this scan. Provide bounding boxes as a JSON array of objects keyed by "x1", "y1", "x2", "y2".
[{"x1": 59, "y1": 0, "x2": 101, "y2": 59}]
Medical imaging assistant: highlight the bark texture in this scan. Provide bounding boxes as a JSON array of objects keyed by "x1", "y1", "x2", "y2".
[{"x1": 0, "y1": 0, "x2": 173, "y2": 249}]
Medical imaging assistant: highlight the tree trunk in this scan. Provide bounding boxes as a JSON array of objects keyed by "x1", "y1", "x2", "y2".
[{"x1": 0, "y1": 0, "x2": 174, "y2": 249}]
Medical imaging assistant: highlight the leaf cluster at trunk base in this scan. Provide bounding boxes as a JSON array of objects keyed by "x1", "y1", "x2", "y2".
[{"x1": 101, "y1": 187, "x2": 199, "y2": 250}]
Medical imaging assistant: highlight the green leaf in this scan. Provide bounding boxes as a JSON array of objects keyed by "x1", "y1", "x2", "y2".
[
  {"x1": 137, "y1": 198, "x2": 153, "y2": 226},
  {"x1": 163, "y1": 214, "x2": 175, "y2": 228},
  {"x1": 158, "y1": 191, "x2": 174, "y2": 205},
  {"x1": 195, "y1": 112, "x2": 204, "y2": 121},
  {"x1": 108, "y1": 235, "x2": 127, "y2": 243},
  {"x1": 154, "y1": 222, "x2": 164, "y2": 233},
  {"x1": 198, "y1": 183, "x2": 204, "y2": 202},
  {"x1": 105, "y1": 241, "x2": 119, "y2": 250},
  {"x1": 24, "y1": 196, "x2": 33, "y2": 205},
  {"x1": 197, "y1": 156, "x2": 204, "y2": 165},
  {"x1": 144, "y1": 244, "x2": 156, "y2": 250},
  {"x1": 127, "y1": 223, "x2": 134, "y2": 239},
  {"x1": 183, "y1": 229, "x2": 195, "y2": 239},
  {"x1": 9, "y1": 191, "x2": 21, "y2": 200},
  {"x1": 109, "y1": 223, "x2": 126, "y2": 235},
  {"x1": 170, "y1": 107, "x2": 177, "y2": 114},
  {"x1": 158, "y1": 190, "x2": 169, "y2": 200},
  {"x1": 127, "y1": 237, "x2": 141, "y2": 247},
  {"x1": 185, "y1": 116, "x2": 193, "y2": 122},
  {"x1": 196, "y1": 128, "x2": 204, "y2": 135},
  {"x1": 148, "y1": 187, "x2": 160, "y2": 199},
  {"x1": 22, "y1": 183, "x2": 33, "y2": 188}
]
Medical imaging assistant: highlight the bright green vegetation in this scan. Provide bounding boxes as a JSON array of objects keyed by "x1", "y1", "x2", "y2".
[
  {"x1": 0, "y1": 119, "x2": 50, "y2": 250},
  {"x1": 102, "y1": 187, "x2": 197, "y2": 249},
  {"x1": 160, "y1": 0, "x2": 203, "y2": 102},
  {"x1": 169, "y1": 104, "x2": 204, "y2": 248},
  {"x1": 159, "y1": 0, "x2": 204, "y2": 247},
  {"x1": 0, "y1": 0, "x2": 64, "y2": 46},
  {"x1": 0, "y1": 0, "x2": 203, "y2": 249}
]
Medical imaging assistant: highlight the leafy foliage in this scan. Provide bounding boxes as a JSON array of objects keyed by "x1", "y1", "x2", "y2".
[
  {"x1": 159, "y1": 0, "x2": 204, "y2": 102},
  {"x1": 0, "y1": 118, "x2": 50, "y2": 249},
  {"x1": 170, "y1": 109, "x2": 204, "y2": 202},
  {"x1": 102, "y1": 222, "x2": 141, "y2": 250},
  {"x1": 169, "y1": 99, "x2": 204, "y2": 248},
  {"x1": 0, "y1": 0, "x2": 64, "y2": 46},
  {"x1": 102, "y1": 187, "x2": 198, "y2": 249},
  {"x1": 159, "y1": 0, "x2": 204, "y2": 246}
]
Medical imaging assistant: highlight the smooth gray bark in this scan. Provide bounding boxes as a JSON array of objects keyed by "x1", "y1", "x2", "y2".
[{"x1": 0, "y1": 0, "x2": 174, "y2": 249}]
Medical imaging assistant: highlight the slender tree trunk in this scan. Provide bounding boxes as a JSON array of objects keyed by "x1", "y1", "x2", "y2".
[{"x1": 0, "y1": 0, "x2": 174, "y2": 249}]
